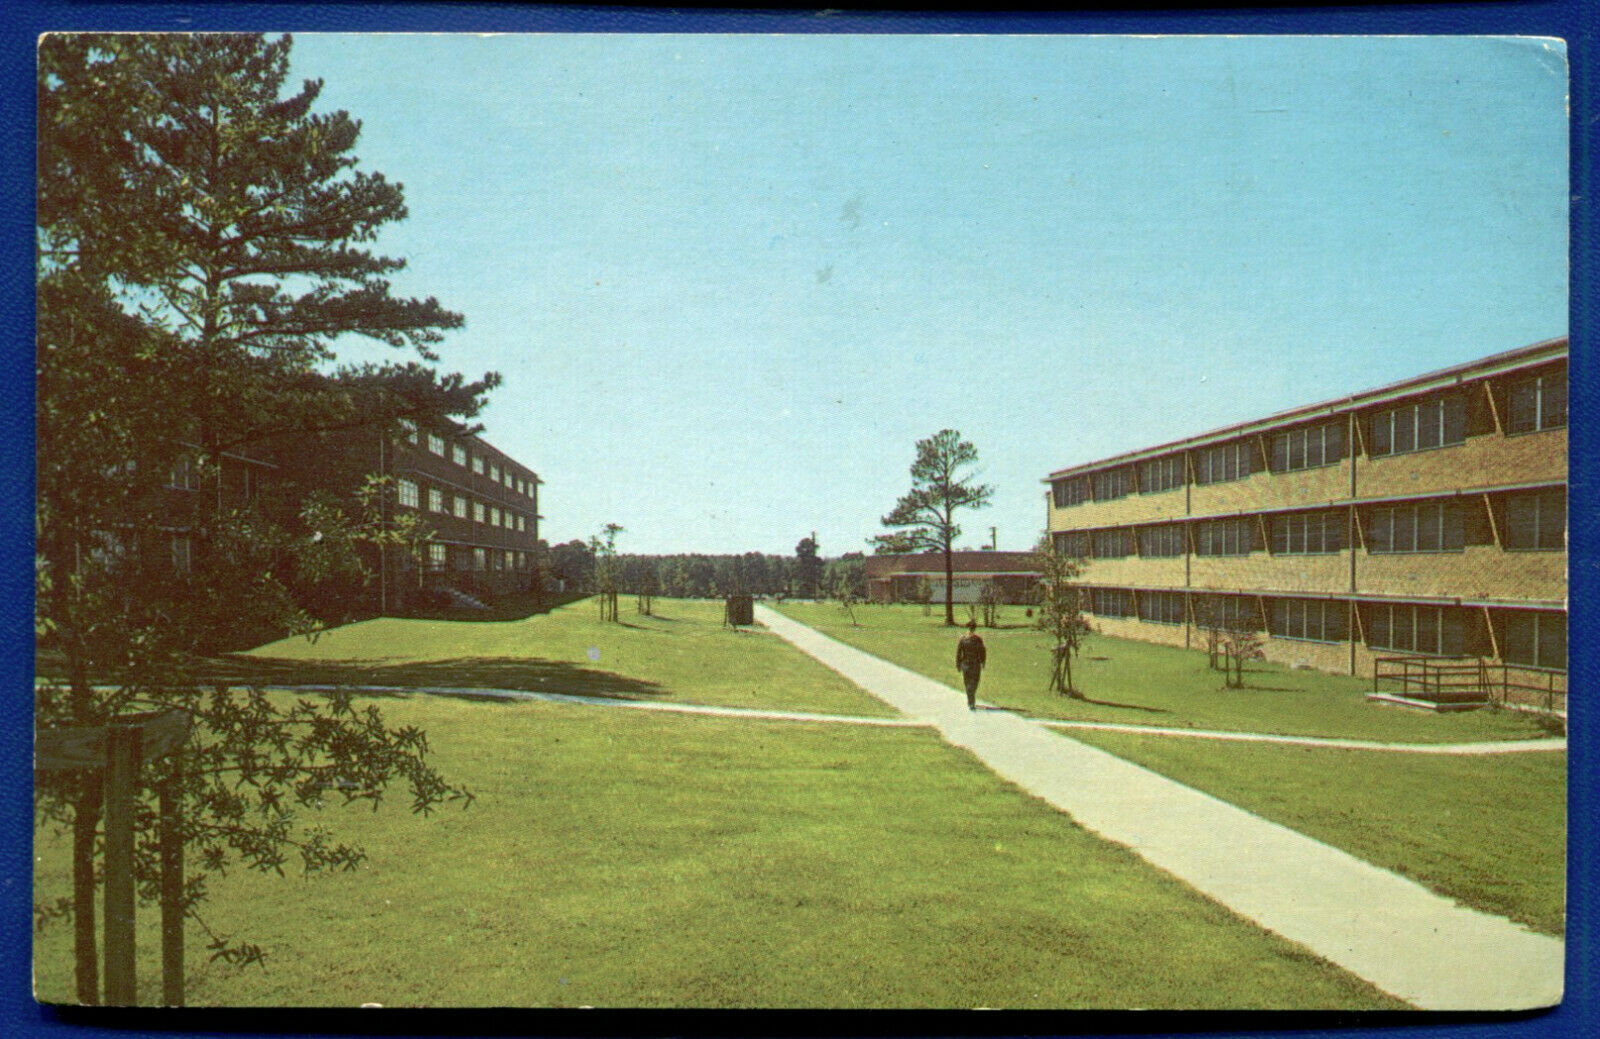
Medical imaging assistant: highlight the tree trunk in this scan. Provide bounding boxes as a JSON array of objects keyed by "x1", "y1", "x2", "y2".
[{"x1": 943, "y1": 545, "x2": 955, "y2": 626}]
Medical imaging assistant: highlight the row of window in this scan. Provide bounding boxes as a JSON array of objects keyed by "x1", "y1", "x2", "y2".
[
  {"x1": 397, "y1": 478, "x2": 533, "y2": 533},
  {"x1": 426, "y1": 543, "x2": 534, "y2": 572},
  {"x1": 1051, "y1": 369, "x2": 1566, "y2": 507},
  {"x1": 397, "y1": 420, "x2": 536, "y2": 499},
  {"x1": 1082, "y1": 588, "x2": 1566, "y2": 670},
  {"x1": 1054, "y1": 489, "x2": 1564, "y2": 559}
]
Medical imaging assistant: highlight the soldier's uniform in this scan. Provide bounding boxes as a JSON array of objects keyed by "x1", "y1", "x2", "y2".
[{"x1": 956, "y1": 626, "x2": 987, "y2": 710}]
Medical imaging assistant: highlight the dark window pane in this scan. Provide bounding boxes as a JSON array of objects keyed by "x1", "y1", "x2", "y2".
[
  {"x1": 1370, "y1": 509, "x2": 1391, "y2": 553},
  {"x1": 1508, "y1": 381, "x2": 1537, "y2": 433},
  {"x1": 1417, "y1": 504, "x2": 1442, "y2": 552},
  {"x1": 1417, "y1": 400, "x2": 1441, "y2": 450},
  {"x1": 1326, "y1": 422, "x2": 1345, "y2": 462},
  {"x1": 1544, "y1": 372, "x2": 1568, "y2": 429},
  {"x1": 1539, "y1": 614, "x2": 1567, "y2": 669},
  {"x1": 1443, "y1": 395, "x2": 1466, "y2": 444},
  {"x1": 1288, "y1": 432, "x2": 1305, "y2": 470},
  {"x1": 1394, "y1": 407, "x2": 1416, "y2": 453},
  {"x1": 1416, "y1": 608, "x2": 1439, "y2": 654},
  {"x1": 1372, "y1": 413, "x2": 1392, "y2": 455}
]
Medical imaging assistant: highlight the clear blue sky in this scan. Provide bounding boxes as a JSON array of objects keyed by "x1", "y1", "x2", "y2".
[{"x1": 288, "y1": 34, "x2": 1568, "y2": 556}]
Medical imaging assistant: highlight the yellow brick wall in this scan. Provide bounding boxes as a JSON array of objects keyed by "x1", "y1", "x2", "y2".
[
  {"x1": 1089, "y1": 614, "x2": 1190, "y2": 649},
  {"x1": 1190, "y1": 461, "x2": 1351, "y2": 516},
  {"x1": 1358, "y1": 428, "x2": 1566, "y2": 499},
  {"x1": 1260, "y1": 635, "x2": 1350, "y2": 674},
  {"x1": 1356, "y1": 547, "x2": 1566, "y2": 602},
  {"x1": 1048, "y1": 486, "x2": 1186, "y2": 530},
  {"x1": 1190, "y1": 552, "x2": 1349, "y2": 595},
  {"x1": 1078, "y1": 557, "x2": 1186, "y2": 590}
]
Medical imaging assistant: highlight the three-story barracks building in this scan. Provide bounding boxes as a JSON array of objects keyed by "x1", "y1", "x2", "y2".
[
  {"x1": 383, "y1": 418, "x2": 541, "y2": 607},
  {"x1": 1045, "y1": 338, "x2": 1566, "y2": 704}
]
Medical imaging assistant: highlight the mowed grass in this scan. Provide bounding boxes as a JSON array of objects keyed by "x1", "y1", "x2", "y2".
[
  {"x1": 1063, "y1": 731, "x2": 1566, "y2": 936},
  {"x1": 772, "y1": 602, "x2": 1564, "y2": 935},
  {"x1": 34, "y1": 694, "x2": 1404, "y2": 1008},
  {"x1": 231, "y1": 597, "x2": 896, "y2": 717},
  {"x1": 771, "y1": 602, "x2": 1552, "y2": 743}
]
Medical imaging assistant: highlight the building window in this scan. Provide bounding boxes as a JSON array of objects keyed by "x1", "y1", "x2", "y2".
[
  {"x1": 1270, "y1": 510, "x2": 1345, "y2": 555},
  {"x1": 453, "y1": 495, "x2": 468, "y2": 519},
  {"x1": 504, "y1": 549, "x2": 514, "y2": 569},
  {"x1": 427, "y1": 433, "x2": 447, "y2": 456},
  {"x1": 1139, "y1": 455, "x2": 1185, "y2": 494},
  {"x1": 474, "y1": 456, "x2": 487, "y2": 475},
  {"x1": 428, "y1": 487, "x2": 445, "y2": 513},
  {"x1": 489, "y1": 464, "x2": 501, "y2": 483},
  {"x1": 1368, "y1": 500, "x2": 1463, "y2": 553},
  {"x1": 428, "y1": 542, "x2": 447, "y2": 570},
  {"x1": 1507, "y1": 370, "x2": 1567, "y2": 434},
  {"x1": 1504, "y1": 488, "x2": 1565, "y2": 551},
  {"x1": 1366, "y1": 602, "x2": 1465, "y2": 656},
  {"x1": 1267, "y1": 597, "x2": 1348, "y2": 643},
  {"x1": 515, "y1": 515, "x2": 525, "y2": 533},
  {"x1": 1092, "y1": 467, "x2": 1133, "y2": 501},
  {"x1": 473, "y1": 501, "x2": 486, "y2": 524},
  {"x1": 1053, "y1": 477, "x2": 1090, "y2": 508},
  {"x1": 1137, "y1": 524, "x2": 1185, "y2": 558},
  {"x1": 1499, "y1": 610, "x2": 1566, "y2": 670},
  {"x1": 1053, "y1": 531, "x2": 1089, "y2": 558},
  {"x1": 1089, "y1": 588, "x2": 1133, "y2": 618},
  {"x1": 170, "y1": 535, "x2": 192, "y2": 575},
  {"x1": 1195, "y1": 518, "x2": 1254, "y2": 556},
  {"x1": 1091, "y1": 528, "x2": 1133, "y2": 559},
  {"x1": 453, "y1": 546, "x2": 471, "y2": 571},
  {"x1": 1193, "y1": 441, "x2": 1254, "y2": 485},
  {"x1": 473, "y1": 547, "x2": 487, "y2": 571},
  {"x1": 167, "y1": 457, "x2": 198, "y2": 490},
  {"x1": 1269, "y1": 421, "x2": 1345, "y2": 473},
  {"x1": 453, "y1": 444, "x2": 469, "y2": 467},
  {"x1": 1369, "y1": 394, "x2": 1465, "y2": 456},
  {"x1": 489, "y1": 506, "x2": 500, "y2": 527},
  {"x1": 1195, "y1": 594, "x2": 1258, "y2": 631},
  {"x1": 1139, "y1": 590, "x2": 1185, "y2": 625},
  {"x1": 397, "y1": 479, "x2": 420, "y2": 509}
]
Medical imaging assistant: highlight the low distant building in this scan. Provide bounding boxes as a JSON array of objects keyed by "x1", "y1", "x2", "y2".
[{"x1": 865, "y1": 552, "x2": 1041, "y2": 605}]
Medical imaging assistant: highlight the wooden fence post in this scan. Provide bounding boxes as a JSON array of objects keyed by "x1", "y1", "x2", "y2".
[
  {"x1": 102, "y1": 724, "x2": 143, "y2": 1005},
  {"x1": 160, "y1": 764, "x2": 184, "y2": 1006}
]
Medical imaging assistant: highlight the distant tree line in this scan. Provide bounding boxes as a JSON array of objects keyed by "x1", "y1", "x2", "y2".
[{"x1": 533, "y1": 542, "x2": 868, "y2": 601}]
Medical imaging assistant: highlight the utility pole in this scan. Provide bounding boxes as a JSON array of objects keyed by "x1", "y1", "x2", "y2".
[{"x1": 990, "y1": 526, "x2": 998, "y2": 551}]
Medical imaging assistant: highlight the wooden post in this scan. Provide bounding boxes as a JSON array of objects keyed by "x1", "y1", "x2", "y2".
[
  {"x1": 103, "y1": 724, "x2": 142, "y2": 1006},
  {"x1": 160, "y1": 766, "x2": 184, "y2": 1006}
]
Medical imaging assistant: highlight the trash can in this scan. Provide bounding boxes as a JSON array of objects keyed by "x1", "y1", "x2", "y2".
[{"x1": 725, "y1": 594, "x2": 754, "y2": 627}]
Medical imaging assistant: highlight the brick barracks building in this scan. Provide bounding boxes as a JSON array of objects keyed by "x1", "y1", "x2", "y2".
[
  {"x1": 1045, "y1": 338, "x2": 1567, "y2": 708},
  {"x1": 381, "y1": 419, "x2": 541, "y2": 609}
]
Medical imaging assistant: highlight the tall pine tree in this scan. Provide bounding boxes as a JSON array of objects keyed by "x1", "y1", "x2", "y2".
[{"x1": 36, "y1": 34, "x2": 486, "y2": 1002}]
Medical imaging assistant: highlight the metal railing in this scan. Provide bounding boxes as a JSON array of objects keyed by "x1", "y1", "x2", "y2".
[
  {"x1": 1373, "y1": 655, "x2": 1567, "y2": 715},
  {"x1": 1372, "y1": 655, "x2": 1490, "y2": 704}
]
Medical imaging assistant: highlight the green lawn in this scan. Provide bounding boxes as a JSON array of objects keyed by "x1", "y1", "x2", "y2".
[
  {"x1": 34, "y1": 694, "x2": 1403, "y2": 1008},
  {"x1": 227, "y1": 597, "x2": 897, "y2": 718},
  {"x1": 773, "y1": 601, "x2": 1564, "y2": 935},
  {"x1": 771, "y1": 601, "x2": 1553, "y2": 743},
  {"x1": 1067, "y1": 730, "x2": 1565, "y2": 935}
]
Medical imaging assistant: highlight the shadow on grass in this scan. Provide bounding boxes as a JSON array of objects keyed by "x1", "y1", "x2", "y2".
[{"x1": 202, "y1": 655, "x2": 669, "y2": 702}]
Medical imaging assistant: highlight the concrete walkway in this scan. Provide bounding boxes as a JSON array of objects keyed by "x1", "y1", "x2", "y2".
[{"x1": 755, "y1": 605, "x2": 1564, "y2": 1011}]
